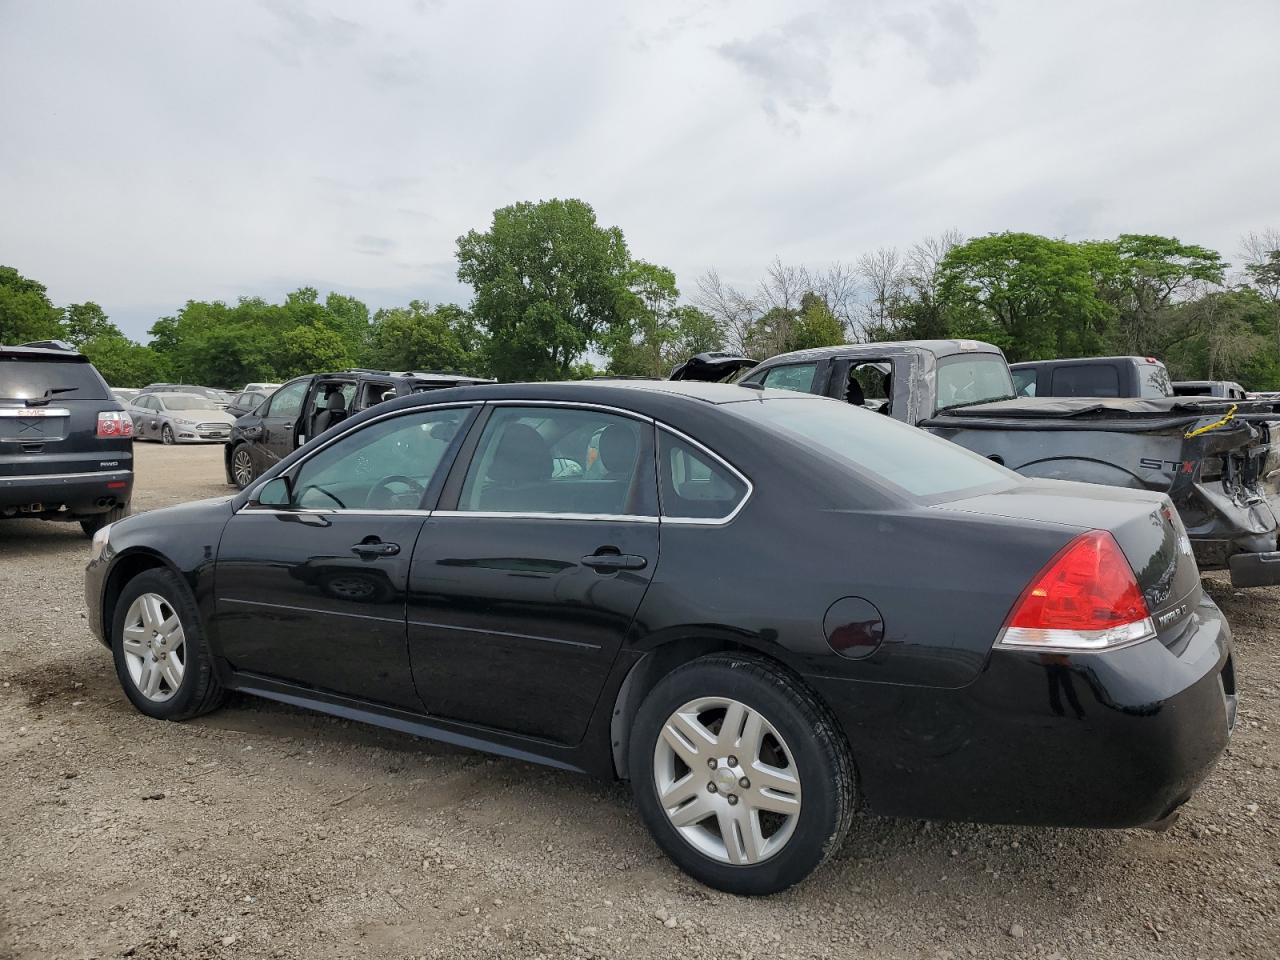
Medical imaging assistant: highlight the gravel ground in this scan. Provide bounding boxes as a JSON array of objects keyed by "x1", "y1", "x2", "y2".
[{"x1": 1, "y1": 442, "x2": 1278, "y2": 960}]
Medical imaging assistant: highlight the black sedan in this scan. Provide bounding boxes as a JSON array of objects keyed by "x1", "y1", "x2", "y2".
[{"x1": 85, "y1": 381, "x2": 1237, "y2": 894}]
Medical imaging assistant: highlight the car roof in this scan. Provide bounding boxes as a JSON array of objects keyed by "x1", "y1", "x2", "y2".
[
  {"x1": 149, "y1": 392, "x2": 210, "y2": 402},
  {"x1": 1, "y1": 344, "x2": 90, "y2": 361},
  {"x1": 755, "y1": 339, "x2": 1003, "y2": 367},
  {"x1": 1010, "y1": 356, "x2": 1162, "y2": 368}
]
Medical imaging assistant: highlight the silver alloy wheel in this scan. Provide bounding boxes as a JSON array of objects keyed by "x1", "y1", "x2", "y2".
[
  {"x1": 120, "y1": 593, "x2": 187, "y2": 702},
  {"x1": 162, "y1": 425, "x2": 175, "y2": 445},
  {"x1": 653, "y1": 696, "x2": 802, "y2": 865},
  {"x1": 232, "y1": 447, "x2": 254, "y2": 487}
]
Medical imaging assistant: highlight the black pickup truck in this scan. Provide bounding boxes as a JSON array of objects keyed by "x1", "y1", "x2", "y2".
[
  {"x1": 740, "y1": 340, "x2": 1280, "y2": 588},
  {"x1": 1, "y1": 341, "x2": 133, "y2": 536},
  {"x1": 1010, "y1": 356, "x2": 1173, "y2": 399}
]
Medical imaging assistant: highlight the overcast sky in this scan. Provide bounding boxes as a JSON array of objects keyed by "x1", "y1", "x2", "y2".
[{"x1": 2, "y1": 0, "x2": 1278, "y2": 340}]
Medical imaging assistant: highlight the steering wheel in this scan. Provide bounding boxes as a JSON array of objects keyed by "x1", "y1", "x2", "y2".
[{"x1": 368, "y1": 474, "x2": 426, "y2": 510}]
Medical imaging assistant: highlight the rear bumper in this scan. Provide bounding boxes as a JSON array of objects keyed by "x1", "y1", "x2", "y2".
[
  {"x1": 0, "y1": 469, "x2": 133, "y2": 517},
  {"x1": 1227, "y1": 549, "x2": 1280, "y2": 587},
  {"x1": 810, "y1": 594, "x2": 1236, "y2": 828}
]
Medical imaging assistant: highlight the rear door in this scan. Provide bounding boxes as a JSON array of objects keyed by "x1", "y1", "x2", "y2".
[{"x1": 407, "y1": 403, "x2": 660, "y2": 745}]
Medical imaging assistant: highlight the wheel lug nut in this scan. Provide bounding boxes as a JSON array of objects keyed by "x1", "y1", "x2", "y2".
[
  {"x1": 707, "y1": 782, "x2": 718, "y2": 793},
  {"x1": 707, "y1": 758, "x2": 717, "y2": 769},
  {"x1": 727, "y1": 794, "x2": 738, "y2": 805},
  {"x1": 727, "y1": 756, "x2": 738, "y2": 767},
  {"x1": 739, "y1": 777, "x2": 750, "y2": 789}
]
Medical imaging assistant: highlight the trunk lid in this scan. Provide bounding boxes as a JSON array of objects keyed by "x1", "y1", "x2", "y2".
[{"x1": 938, "y1": 478, "x2": 1202, "y2": 647}]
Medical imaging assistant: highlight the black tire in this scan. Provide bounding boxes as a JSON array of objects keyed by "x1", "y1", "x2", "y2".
[
  {"x1": 629, "y1": 653, "x2": 856, "y2": 895},
  {"x1": 79, "y1": 501, "x2": 130, "y2": 538},
  {"x1": 111, "y1": 567, "x2": 225, "y2": 721},
  {"x1": 161, "y1": 424, "x2": 175, "y2": 445},
  {"x1": 229, "y1": 443, "x2": 256, "y2": 489}
]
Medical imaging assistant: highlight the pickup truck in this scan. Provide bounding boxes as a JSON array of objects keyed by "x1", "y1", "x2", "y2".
[
  {"x1": 739, "y1": 340, "x2": 1280, "y2": 587},
  {"x1": 1174, "y1": 380, "x2": 1249, "y2": 400},
  {"x1": 1010, "y1": 356, "x2": 1173, "y2": 398}
]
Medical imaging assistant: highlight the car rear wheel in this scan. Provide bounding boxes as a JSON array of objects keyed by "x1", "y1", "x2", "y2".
[
  {"x1": 629, "y1": 653, "x2": 856, "y2": 895},
  {"x1": 230, "y1": 444, "x2": 256, "y2": 489},
  {"x1": 161, "y1": 424, "x2": 175, "y2": 445},
  {"x1": 79, "y1": 501, "x2": 130, "y2": 538},
  {"x1": 112, "y1": 568, "x2": 225, "y2": 721}
]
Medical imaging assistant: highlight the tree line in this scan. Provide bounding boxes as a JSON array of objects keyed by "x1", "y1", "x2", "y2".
[{"x1": 2, "y1": 199, "x2": 1278, "y2": 389}]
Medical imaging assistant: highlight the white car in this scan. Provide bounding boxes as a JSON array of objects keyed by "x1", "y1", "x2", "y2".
[{"x1": 127, "y1": 392, "x2": 237, "y2": 444}]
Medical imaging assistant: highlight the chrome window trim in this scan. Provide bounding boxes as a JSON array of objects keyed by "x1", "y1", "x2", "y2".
[
  {"x1": 656, "y1": 424, "x2": 753, "y2": 525},
  {"x1": 484, "y1": 398, "x2": 657, "y2": 423},
  {"x1": 238, "y1": 507, "x2": 435, "y2": 517}
]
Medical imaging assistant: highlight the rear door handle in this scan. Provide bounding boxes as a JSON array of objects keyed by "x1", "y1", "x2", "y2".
[
  {"x1": 352, "y1": 540, "x2": 400, "y2": 558},
  {"x1": 581, "y1": 552, "x2": 647, "y2": 572}
]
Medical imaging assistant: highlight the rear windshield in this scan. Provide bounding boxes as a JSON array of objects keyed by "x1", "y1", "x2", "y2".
[
  {"x1": 0, "y1": 358, "x2": 109, "y2": 401},
  {"x1": 935, "y1": 353, "x2": 1015, "y2": 411},
  {"x1": 1050, "y1": 364, "x2": 1120, "y2": 397},
  {"x1": 746, "y1": 396, "x2": 1017, "y2": 500}
]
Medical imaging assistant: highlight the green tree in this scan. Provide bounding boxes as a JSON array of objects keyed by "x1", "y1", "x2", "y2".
[
  {"x1": 63, "y1": 301, "x2": 117, "y2": 345},
  {"x1": 937, "y1": 232, "x2": 1114, "y2": 361},
  {"x1": 0, "y1": 266, "x2": 65, "y2": 344},
  {"x1": 365, "y1": 301, "x2": 482, "y2": 373},
  {"x1": 456, "y1": 199, "x2": 635, "y2": 381},
  {"x1": 786, "y1": 293, "x2": 844, "y2": 351},
  {"x1": 80, "y1": 334, "x2": 166, "y2": 387},
  {"x1": 1101, "y1": 234, "x2": 1226, "y2": 355}
]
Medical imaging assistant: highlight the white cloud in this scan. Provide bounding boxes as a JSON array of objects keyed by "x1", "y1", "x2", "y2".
[{"x1": 0, "y1": 0, "x2": 1277, "y2": 338}]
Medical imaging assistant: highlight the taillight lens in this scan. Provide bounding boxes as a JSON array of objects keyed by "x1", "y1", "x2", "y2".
[
  {"x1": 97, "y1": 411, "x2": 133, "y2": 438},
  {"x1": 997, "y1": 530, "x2": 1155, "y2": 652}
]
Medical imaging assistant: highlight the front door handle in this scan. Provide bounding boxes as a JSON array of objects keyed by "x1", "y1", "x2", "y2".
[
  {"x1": 352, "y1": 539, "x2": 400, "y2": 558},
  {"x1": 581, "y1": 551, "x2": 647, "y2": 572}
]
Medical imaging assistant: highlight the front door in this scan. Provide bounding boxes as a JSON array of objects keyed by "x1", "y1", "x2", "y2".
[
  {"x1": 213, "y1": 404, "x2": 476, "y2": 708},
  {"x1": 407, "y1": 404, "x2": 660, "y2": 745},
  {"x1": 256, "y1": 377, "x2": 311, "y2": 471}
]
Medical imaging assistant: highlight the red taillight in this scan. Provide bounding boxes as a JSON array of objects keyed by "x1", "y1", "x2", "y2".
[
  {"x1": 97, "y1": 411, "x2": 133, "y2": 438},
  {"x1": 998, "y1": 530, "x2": 1155, "y2": 651}
]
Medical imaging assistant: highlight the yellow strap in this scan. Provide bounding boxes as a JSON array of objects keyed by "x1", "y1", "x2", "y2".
[{"x1": 1185, "y1": 403, "x2": 1238, "y2": 439}]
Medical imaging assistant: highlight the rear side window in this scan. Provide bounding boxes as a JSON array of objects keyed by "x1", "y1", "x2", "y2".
[
  {"x1": 458, "y1": 406, "x2": 655, "y2": 517},
  {"x1": 1011, "y1": 368, "x2": 1037, "y2": 397},
  {"x1": 1139, "y1": 363, "x2": 1172, "y2": 398},
  {"x1": 759, "y1": 363, "x2": 818, "y2": 393},
  {"x1": 658, "y1": 432, "x2": 748, "y2": 520},
  {"x1": 1051, "y1": 364, "x2": 1120, "y2": 397},
  {"x1": 0, "y1": 359, "x2": 109, "y2": 401},
  {"x1": 748, "y1": 397, "x2": 1016, "y2": 501}
]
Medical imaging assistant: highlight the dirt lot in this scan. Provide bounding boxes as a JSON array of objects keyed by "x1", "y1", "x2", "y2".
[{"x1": 1, "y1": 443, "x2": 1278, "y2": 960}]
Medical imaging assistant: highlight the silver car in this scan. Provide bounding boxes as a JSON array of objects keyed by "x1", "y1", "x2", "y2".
[{"x1": 127, "y1": 392, "x2": 237, "y2": 444}]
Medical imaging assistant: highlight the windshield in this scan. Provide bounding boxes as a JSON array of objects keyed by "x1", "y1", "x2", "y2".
[
  {"x1": 935, "y1": 353, "x2": 1015, "y2": 411},
  {"x1": 0, "y1": 359, "x2": 109, "y2": 401},
  {"x1": 161, "y1": 396, "x2": 220, "y2": 411},
  {"x1": 745, "y1": 396, "x2": 1017, "y2": 501}
]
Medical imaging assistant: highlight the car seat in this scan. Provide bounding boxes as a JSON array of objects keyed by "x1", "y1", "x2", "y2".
[
  {"x1": 596, "y1": 424, "x2": 638, "y2": 480},
  {"x1": 312, "y1": 390, "x2": 348, "y2": 435},
  {"x1": 845, "y1": 375, "x2": 866, "y2": 406}
]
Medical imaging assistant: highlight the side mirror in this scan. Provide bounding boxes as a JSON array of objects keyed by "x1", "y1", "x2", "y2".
[{"x1": 256, "y1": 475, "x2": 292, "y2": 506}]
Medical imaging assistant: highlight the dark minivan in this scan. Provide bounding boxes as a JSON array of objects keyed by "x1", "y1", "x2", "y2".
[{"x1": 1, "y1": 341, "x2": 133, "y2": 535}]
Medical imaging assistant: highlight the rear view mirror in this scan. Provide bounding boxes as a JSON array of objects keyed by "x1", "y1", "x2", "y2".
[{"x1": 257, "y1": 476, "x2": 292, "y2": 506}]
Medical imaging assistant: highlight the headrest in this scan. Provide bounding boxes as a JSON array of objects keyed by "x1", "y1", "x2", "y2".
[
  {"x1": 597, "y1": 423, "x2": 638, "y2": 476},
  {"x1": 488, "y1": 422, "x2": 551, "y2": 484}
]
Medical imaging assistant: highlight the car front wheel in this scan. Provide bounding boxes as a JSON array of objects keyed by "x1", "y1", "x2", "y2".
[
  {"x1": 230, "y1": 443, "x2": 255, "y2": 489},
  {"x1": 161, "y1": 424, "x2": 175, "y2": 445},
  {"x1": 111, "y1": 568, "x2": 225, "y2": 721},
  {"x1": 629, "y1": 653, "x2": 856, "y2": 895}
]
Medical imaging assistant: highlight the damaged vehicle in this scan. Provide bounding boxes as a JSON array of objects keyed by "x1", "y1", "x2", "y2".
[{"x1": 740, "y1": 340, "x2": 1280, "y2": 588}]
